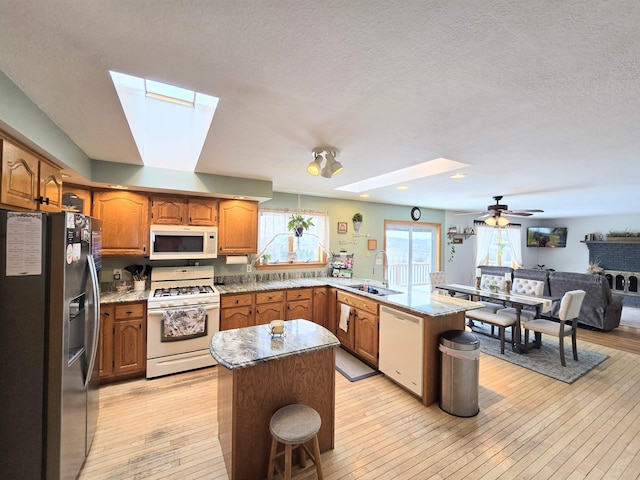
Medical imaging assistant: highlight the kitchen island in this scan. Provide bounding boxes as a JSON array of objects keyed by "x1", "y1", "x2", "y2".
[{"x1": 210, "y1": 319, "x2": 339, "y2": 480}]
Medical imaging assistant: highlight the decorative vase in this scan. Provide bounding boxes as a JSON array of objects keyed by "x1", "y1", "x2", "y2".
[
  {"x1": 294, "y1": 227, "x2": 304, "y2": 237},
  {"x1": 353, "y1": 221, "x2": 361, "y2": 232}
]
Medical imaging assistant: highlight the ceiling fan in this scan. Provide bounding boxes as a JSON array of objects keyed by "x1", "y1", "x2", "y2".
[{"x1": 460, "y1": 195, "x2": 544, "y2": 226}]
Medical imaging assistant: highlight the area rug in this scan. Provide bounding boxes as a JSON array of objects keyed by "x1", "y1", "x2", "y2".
[
  {"x1": 470, "y1": 324, "x2": 609, "y2": 384},
  {"x1": 335, "y1": 347, "x2": 380, "y2": 382}
]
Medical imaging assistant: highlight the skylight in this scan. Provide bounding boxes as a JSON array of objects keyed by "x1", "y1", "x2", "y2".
[
  {"x1": 335, "y1": 157, "x2": 470, "y2": 192},
  {"x1": 110, "y1": 71, "x2": 219, "y2": 172}
]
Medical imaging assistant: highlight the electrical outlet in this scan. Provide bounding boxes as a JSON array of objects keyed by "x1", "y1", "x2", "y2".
[
  {"x1": 246, "y1": 264, "x2": 252, "y2": 273},
  {"x1": 113, "y1": 268, "x2": 122, "y2": 280}
]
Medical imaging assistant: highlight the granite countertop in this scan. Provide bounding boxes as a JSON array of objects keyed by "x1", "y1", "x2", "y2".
[
  {"x1": 209, "y1": 319, "x2": 340, "y2": 369},
  {"x1": 217, "y1": 276, "x2": 483, "y2": 317},
  {"x1": 100, "y1": 289, "x2": 151, "y2": 304},
  {"x1": 99, "y1": 276, "x2": 483, "y2": 317}
]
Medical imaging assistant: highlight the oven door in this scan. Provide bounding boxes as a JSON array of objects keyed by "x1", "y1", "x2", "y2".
[{"x1": 147, "y1": 303, "x2": 220, "y2": 361}]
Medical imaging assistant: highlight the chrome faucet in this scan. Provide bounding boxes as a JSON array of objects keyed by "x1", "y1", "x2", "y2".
[{"x1": 372, "y1": 250, "x2": 389, "y2": 288}]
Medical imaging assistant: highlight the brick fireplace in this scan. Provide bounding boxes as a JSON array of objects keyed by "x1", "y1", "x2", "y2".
[{"x1": 586, "y1": 241, "x2": 640, "y2": 306}]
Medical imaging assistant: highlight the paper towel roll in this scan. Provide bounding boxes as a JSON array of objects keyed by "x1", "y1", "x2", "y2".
[{"x1": 226, "y1": 255, "x2": 249, "y2": 265}]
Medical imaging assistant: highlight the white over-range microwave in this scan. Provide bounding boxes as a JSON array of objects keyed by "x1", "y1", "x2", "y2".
[{"x1": 149, "y1": 225, "x2": 218, "y2": 260}]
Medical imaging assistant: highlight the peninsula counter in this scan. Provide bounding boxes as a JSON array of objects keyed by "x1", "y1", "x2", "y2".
[{"x1": 210, "y1": 319, "x2": 339, "y2": 480}]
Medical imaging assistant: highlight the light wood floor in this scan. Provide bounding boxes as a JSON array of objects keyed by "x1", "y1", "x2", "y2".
[{"x1": 79, "y1": 327, "x2": 640, "y2": 480}]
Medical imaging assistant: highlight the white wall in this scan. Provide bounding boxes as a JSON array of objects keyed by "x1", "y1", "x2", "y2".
[{"x1": 444, "y1": 211, "x2": 640, "y2": 283}]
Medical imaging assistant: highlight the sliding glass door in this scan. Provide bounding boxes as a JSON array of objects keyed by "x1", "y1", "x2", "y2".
[{"x1": 384, "y1": 221, "x2": 440, "y2": 291}]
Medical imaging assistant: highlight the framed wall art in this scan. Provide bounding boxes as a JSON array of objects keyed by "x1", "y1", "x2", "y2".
[{"x1": 337, "y1": 222, "x2": 348, "y2": 234}]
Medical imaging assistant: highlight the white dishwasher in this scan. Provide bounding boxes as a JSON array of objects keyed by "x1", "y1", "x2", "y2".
[{"x1": 378, "y1": 305, "x2": 424, "y2": 397}]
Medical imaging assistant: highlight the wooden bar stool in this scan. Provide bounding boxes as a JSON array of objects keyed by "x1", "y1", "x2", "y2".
[{"x1": 267, "y1": 404, "x2": 324, "y2": 480}]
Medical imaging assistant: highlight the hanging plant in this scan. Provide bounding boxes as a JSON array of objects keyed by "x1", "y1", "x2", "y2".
[
  {"x1": 287, "y1": 214, "x2": 314, "y2": 237},
  {"x1": 447, "y1": 238, "x2": 456, "y2": 263}
]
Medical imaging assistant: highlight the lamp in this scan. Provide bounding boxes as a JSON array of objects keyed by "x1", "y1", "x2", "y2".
[
  {"x1": 309, "y1": 147, "x2": 342, "y2": 178},
  {"x1": 485, "y1": 213, "x2": 509, "y2": 227}
]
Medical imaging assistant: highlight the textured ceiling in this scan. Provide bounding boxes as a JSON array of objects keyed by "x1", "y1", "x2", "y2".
[{"x1": 1, "y1": 1, "x2": 639, "y2": 218}]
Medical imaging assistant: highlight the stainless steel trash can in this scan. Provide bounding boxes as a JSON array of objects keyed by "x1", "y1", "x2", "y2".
[{"x1": 439, "y1": 330, "x2": 480, "y2": 417}]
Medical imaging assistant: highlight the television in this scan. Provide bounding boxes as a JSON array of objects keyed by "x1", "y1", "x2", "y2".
[{"x1": 526, "y1": 227, "x2": 568, "y2": 247}]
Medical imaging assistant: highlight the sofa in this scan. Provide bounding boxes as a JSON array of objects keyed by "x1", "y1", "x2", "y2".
[{"x1": 478, "y1": 266, "x2": 622, "y2": 331}]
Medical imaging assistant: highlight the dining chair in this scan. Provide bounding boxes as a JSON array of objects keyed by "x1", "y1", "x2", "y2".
[
  {"x1": 523, "y1": 289, "x2": 586, "y2": 366},
  {"x1": 429, "y1": 272, "x2": 466, "y2": 297}
]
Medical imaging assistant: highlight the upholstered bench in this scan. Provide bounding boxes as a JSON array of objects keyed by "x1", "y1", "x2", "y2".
[{"x1": 466, "y1": 308, "x2": 516, "y2": 354}]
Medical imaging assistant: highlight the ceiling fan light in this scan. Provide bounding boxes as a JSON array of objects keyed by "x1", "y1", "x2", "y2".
[
  {"x1": 497, "y1": 216, "x2": 510, "y2": 226},
  {"x1": 484, "y1": 216, "x2": 497, "y2": 226}
]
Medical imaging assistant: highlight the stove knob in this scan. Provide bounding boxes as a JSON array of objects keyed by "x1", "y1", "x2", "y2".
[
  {"x1": 167, "y1": 302, "x2": 175, "y2": 308},
  {"x1": 198, "y1": 299, "x2": 205, "y2": 304},
  {"x1": 160, "y1": 302, "x2": 167, "y2": 308},
  {"x1": 183, "y1": 300, "x2": 189, "y2": 305}
]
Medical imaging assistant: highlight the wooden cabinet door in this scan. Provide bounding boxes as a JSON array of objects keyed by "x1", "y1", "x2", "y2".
[
  {"x1": 98, "y1": 304, "x2": 114, "y2": 379},
  {"x1": 220, "y1": 306, "x2": 253, "y2": 330},
  {"x1": 335, "y1": 302, "x2": 355, "y2": 351},
  {"x1": 111, "y1": 302, "x2": 146, "y2": 378},
  {"x1": 286, "y1": 299, "x2": 312, "y2": 320},
  {"x1": 62, "y1": 185, "x2": 92, "y2": 215},
  {"x1": 92, "y1": 190, "x2": 149, "y2": 256},
  {"x1": 221, "y1": 293, "x2": 254, "y2": 329},
  {"x1": 217, "y1": 199, "x2": 258, "y2": 254},
  {"x1": 1, "y1": 139, "x2": 39, "y2": 210},
  {"x1": 188, "y1": 198, "x2": 218, "y2": 226},
  {"x1": 150, "y1": 195, "x2": 185, "y2": 224},
  {"x1": 255, "y1": 302, "x2": 285, "y2": 325},
  {"x1": 355, "y1": 309, "x2": 379, "y2": 367},
  {"x1": 38, "y1": 160, "x2": 63, "y2": 212},
  {"x1": 312, "y1": 287, "x2": 329, "y2": 328},
  {"x1": 113, "y1": 318, "x2": 145, "y2": 376},
  {"x1": 255, "y1": 290, "x2": 285, "y2": 325}
]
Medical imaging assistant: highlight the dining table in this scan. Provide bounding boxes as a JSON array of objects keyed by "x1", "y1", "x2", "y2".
[{"x1": 436, "y1": 283, "x2": 557, "y2": 353}]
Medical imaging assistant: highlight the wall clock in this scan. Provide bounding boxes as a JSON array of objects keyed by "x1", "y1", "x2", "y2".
[{"x1": 410, "y1": 207, "x2": 421, "y2": 221}]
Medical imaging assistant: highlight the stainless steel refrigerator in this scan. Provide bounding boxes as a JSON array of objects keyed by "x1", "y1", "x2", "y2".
[{"x1": 0, "y1": 210, "x2": 102, "y2": 479}]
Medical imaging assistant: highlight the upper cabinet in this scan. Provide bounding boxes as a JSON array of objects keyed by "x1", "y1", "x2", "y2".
[
  {"x1": 150, "y1": 195, "x2": 218, "y2": 226},
  {"x1": 92, "y1": 190, "x2": 150, "y2": 257},
  {"x1": 150, "y1": 195, "x2": 185, "y2": 225},
  {"x1": 62, "y1": 185, "x2": 92, "y2": 215},
  {"x1": 217, "y1": 200, "x2": 258, "y2": 255},
  {"x1": 1, "y1": 137, "x2": 63, "y2": 212},
  {"x1": 187, "y1": 198, "x2": 218, "y2": 226}
]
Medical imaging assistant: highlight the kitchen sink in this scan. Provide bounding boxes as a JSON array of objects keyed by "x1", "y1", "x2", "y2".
[{"x1": 349, "y1": 284, "x2": 401, "y2": 296}]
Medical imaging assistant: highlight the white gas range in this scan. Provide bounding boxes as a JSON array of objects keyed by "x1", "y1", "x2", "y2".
[{"x1": 146, "y1": 265, "x2": 220, "y2": 378}]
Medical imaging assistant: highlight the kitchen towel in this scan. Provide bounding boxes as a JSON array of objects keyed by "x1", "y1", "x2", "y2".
[
  {"x1": 339, "y1": 304, "x2": 351, "y2": 332},
  {"x1": 162, "y1": 307, "x2": 207, "y2": 341}
]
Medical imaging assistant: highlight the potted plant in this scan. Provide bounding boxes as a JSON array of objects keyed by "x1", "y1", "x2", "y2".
[
  {"x1": 287, "y1": 214, "x2": 314, "y2": 237},
  {"x1": 352, "y1": 212, "x2": 363, "y2": 232},
  {"x1": 260, "y1": 254, "x2": 272, "y2": 265}
]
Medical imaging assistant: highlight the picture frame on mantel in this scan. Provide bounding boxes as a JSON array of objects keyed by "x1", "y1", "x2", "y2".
[{"x1": 337, "y1": 222, "x2": 348, "y2": 234}]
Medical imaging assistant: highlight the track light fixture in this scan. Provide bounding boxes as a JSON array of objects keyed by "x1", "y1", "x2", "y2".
[{"x1": 308, "y1": 147, "x2": 342, "y2": 178}]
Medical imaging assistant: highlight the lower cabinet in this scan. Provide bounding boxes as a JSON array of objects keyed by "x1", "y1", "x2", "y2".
[
  {"x1": 336, "y1": 291, "x2": 379, "y2": 367},
  {"x1": 220, "y1": 293, "x2": 254, "y2": 330},
  {"x1": 255, "y1": 290, "x2": 285, "y2": 325},
  {"x1": 99, "y1": 301, "x2": 146, "y2": 382},
  {"x1": 312, "y1": 286, "x2": 331, "y2": 329},
  {"x1": 285, "y1": 288, "x2": 313, "y2": 320}
]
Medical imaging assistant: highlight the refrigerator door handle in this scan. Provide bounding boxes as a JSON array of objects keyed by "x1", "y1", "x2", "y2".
[{"x1": 85, "y1": 254, "x2": 101, "y2": 387}]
